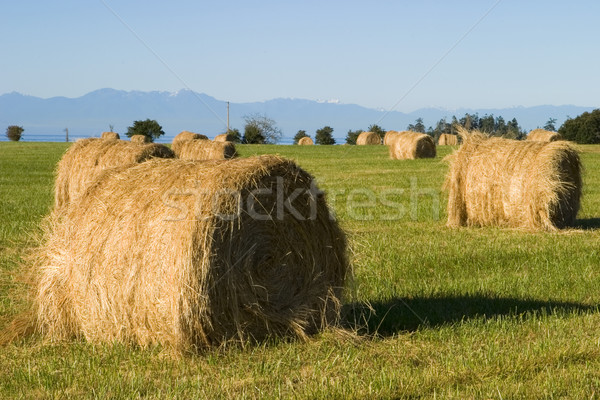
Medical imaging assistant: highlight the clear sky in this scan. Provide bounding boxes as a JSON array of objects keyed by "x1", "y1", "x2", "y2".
[{"x1": 2, "y1": 1, "x2": 599, "y2": 112}]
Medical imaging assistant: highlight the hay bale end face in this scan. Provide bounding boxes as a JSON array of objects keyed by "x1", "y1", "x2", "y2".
[
  {"x1": 527, "y1": 129, "x2": 562, "y2": 142},
  {"x1": 356, "y1": 131, "x2": 382, "y2": 145},
  {"x1": 173, "y1": 139, "x2": 237, "y2": 160},
  {"x1": 445, "y1": 128, "x2": 582, "y2": 230},
  {"x1": 130, "y1": 134, "x2": 150, "y2": 144},
  {"x1": 298, "y1": 136, "x2": 314, "y2": 145},
  {"x1": 438, "y1": 133, "x2": 458, "y2": 146},
  {"x1": 101, "y1": 131, "x2": 120, "y2": 140},
  {"x1": 54, "y1": 138, "x2": 174, "y2": 211},
  {"x1": 33, "y1": 156, "x2": 349, "y2": 351},
  {"x1": 388, "y1": 131, "x2": 436, "y2": 160}
]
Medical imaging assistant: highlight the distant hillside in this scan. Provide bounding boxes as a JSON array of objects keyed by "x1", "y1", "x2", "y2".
[{"x1": 0, "y1": 88, "x2": 595, "y2": 142}]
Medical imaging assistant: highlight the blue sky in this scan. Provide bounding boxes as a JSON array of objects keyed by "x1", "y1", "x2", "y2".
[{"x1": 2, "y1": 1, "x2": 599, "y2": 112}]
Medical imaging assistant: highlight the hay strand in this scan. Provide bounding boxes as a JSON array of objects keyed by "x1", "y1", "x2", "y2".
[
  {"x1": 527, "y1": 129, "x2": 562, "y2": 142},
  {"x1": 31, "y1": 155, "x2": 349, "y2": 351},
  {"x1": 388, "y1": 131, "x2": 436, "y2": 159},
  {"x1": 54, "y1": 138, "x2": 174, "y2": 211},
  {"x1": 356, "y1": 131, "x2": 381, "y2": 145},
  {"x1": 445, "y1": 128, "x2": 582, "y2": 230},
  {"x1": 173, "y1": 139, "x2": 237, "y2": 160}
]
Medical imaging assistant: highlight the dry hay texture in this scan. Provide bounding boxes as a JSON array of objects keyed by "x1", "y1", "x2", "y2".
[
  {"x1": 30, "y1": 155, "x2": 349, "y2": 351},
  {"x1": 383, "y1": 131, "x2": 400, "y2": 146},
  {"x1": 130, "y1": 134, "x2": 150, "y2": 144},
  {"x1": 438, "y1": 133, "x2": 458, "y2": 146},
  {"x1": 214, "y1": 133, "x2": 235, "y2": 142},
  {"x1": 101, "y1": 131, "x2": 120, "y2": 140},
  {"x1": 174, "y1": 139, "x2": 237, "y2": 160},
  {"x1": 172, "y1": 131, "x2": 209, "y2": 154},
  {"x1": 445, "y1": 128, "x2": 582, "y2": 230},
  {"x1": 297, "y1": 136, "x2": 314, "y2": 145},
  {"x1": 527, "y1": 129, "x2": 562, "y2": 142},
  {"x1": 388, "y1": 131, "x2": 436, "y2": 160},
  {"x1": 54, "y1": 138, "x2": 174, "y2": 212},
  {"x1": 356, "y1": 131, "x2": 382, "y2": 145}
]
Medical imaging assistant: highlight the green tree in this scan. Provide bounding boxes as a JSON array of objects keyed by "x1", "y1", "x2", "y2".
[
  {"x1": 293, "y1": 130, "x2": 308, "y2": 144},
  {"x1": 407, "y1": 118, "x2": 426, "y2": 133},
  {"x1": 544, "y1": 117, "x2": 557, "y2": 131},
  {"x1": 242, "y1": 113, "x2": 282, "y2": 144},
  {"x1": 559, "y1": 110, "x2": 600, "y2": 144},
  {"x1": 315, "y1": 126, "x2": 335, "y2": 145},
  {"x1": 223, "y1": 128, "x2": 242, "y2": 143},
  {"x1": 126, "y1": 119, "x2": 164, "y2": 142},
  {"x1": 479, "y1": 114, "x2": 495, "y2": 134},
  {"x1": 6, "y1": 125, "x2": 24, "y2": 141},
  {"x1": 345, "y1": 129, "x2": 362, "y2": 145},
  {"x1": 243, "y1": 124, "x2": 265, "y2": 144},
  {"x1": 367, "y1": 124, "x2": 386, "y2": 140}
]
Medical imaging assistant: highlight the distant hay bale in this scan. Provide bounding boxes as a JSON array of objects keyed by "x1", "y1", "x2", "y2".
[
  {"x1": 445, "y1": 128, "x2": 582, "y2": 230},
  {"x1": 298, "y1": 136, "x2": 314, "y2": 145},
  {"x1": 54, "y1": 138, "x2": 174, "y2": 211},
  {"x1": 214, "y1": 133, "x2": 235, "y2": 142},
  {"x1": 438, "y1": 133, "x2": 458, "y2": 146},
  {"x1": 383, "y1": 131, "x2": 400, "y2": 146},
  {"x1": 356, "y1": 131, "x2": 382, "y2": 145},
  {"x1": 101, "y1": 131, "x2": 120, "y2": 140},
  {"x1": 172, "y1": 131, "x2": 209, "y2": 154},
  {"x1": 30, "y1": 155, "x2": 349, "y2": 351},
  {"x1": 173, "y1": 139, "x2": 237, "y2": 160},
  {"x1": 388, "y1": 131, "x2": 436, "y2": 159},
  {"x1": 130, "y1": 134, "x2": 150, "y2": 144},
  {"x1": 527, "y1": 129, "x2": 562, "y2": 142}
]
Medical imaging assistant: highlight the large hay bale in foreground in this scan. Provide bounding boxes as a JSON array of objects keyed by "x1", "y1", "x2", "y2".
[
  {"x1": 33, "y1": 156, "x2": 348, "y2": 351},
  {"x1": 438, "y1": 133, "x2": 458, "y2": 146},
  {"x1": 356, "y1": 131, "x2": 381, "y2": 145},
  {"x1": 298, "y1": 136, "x2": 314, "y2": 145},
  {"x1": 101, "y1": 131, "x2": 120, "y2": 140},
  {"x1": 173, "y1": 139, "x2": 237, "y2": 160},
  {"x1": 388, "y1": 131, "x2": 436, "y2": 159},
  {"x1": 54, "y1": 138, "x2": 174, "y2": 211},
  {"x1": 130, "y1": 134, "x2": 150, "y2": 144},
  {"x1": 383, "y1": 131, "x2": 400, "y2": 145},
  {"x1": 527, "y1": 129, "x2": 562, "y2": 142},
  {"x1": 214, "y1": 133, "x2": 235, "y2": 142},
  {"x1": 172, "y1": 131, "x2": 209, "y2": 154},
  {"x1": 445, "y1": 129, "x2": 582, "y2": 230}
]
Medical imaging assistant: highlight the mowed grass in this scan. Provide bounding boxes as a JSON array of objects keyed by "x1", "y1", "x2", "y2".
[{"x1": 1, "y1": 141, "x2": 600, "y2": 398}]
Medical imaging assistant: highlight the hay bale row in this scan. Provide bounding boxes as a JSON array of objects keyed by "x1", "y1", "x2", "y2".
[
  {"x1": 445, "y1": 128, "x2": 582, "y2": 230},
  {"x1": 527, "y1": 129, "x2": 562, "y2": 142},
  {"x1": 388, "y1": 131, "x2": 436, "y2": 160},
  {"x1": 356, "y1": 131, "x2": 381, "y2": 145},
  {"x1": 173, "y1": 139, "x2": 237, "y2": 160},
  {"x1": 298, "y1": 136, "x2": 314, "y2": 145},
  {"x1": 101, "y1": 131, "x2": 120, "y2": 140},
  {"x1": 438, "y1": 133, "x2": 458, "y2": 146},
  {"x1": 30, "y1": 155, "x2": 348, "y2": 351},
  {"x1": 54, "y1": 138, "x2": 174, "y2": 211}
]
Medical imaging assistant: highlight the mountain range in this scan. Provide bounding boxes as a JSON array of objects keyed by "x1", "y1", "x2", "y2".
[{"x1": 0, "y1": 88, "x2": 596, "y2": 143}]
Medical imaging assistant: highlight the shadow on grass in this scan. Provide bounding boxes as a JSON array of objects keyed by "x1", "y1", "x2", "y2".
[
  {"x1": 573, "y1": 218, "x2": 600, "y2": 230},
  {"x1": 342, "y1": 294, "x2": 598, "y2": 337}
]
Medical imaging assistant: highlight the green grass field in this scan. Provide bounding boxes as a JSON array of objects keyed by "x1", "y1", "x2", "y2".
[{"x1": 1, "y1": 141, "x2": 600, "y2": 398}]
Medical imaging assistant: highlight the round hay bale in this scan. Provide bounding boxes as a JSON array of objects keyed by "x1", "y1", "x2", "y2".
[
  {"x1": 445, "y1": 128, "x2": 582, "y2": 230},
  {"x1": 32, "y1": 155, "x2": 349, "y2": 351},
  {"x1": 172, "y1": 131, "x2": 209, "y2": 154},
  {"x1": 173, "y1": 139, "x2": 237, "y2": 160},
  {"x1": 527, "y1": 129, "x2": 562, "y2": 142},
  {"x1": 130, "y1": 134, "x2": 150, "y2": 144},
  {"x1": 356, "y1": 131, "x2": 381, "y2": 145},
  {"x1": 438, "y1": 133, "x2": 458, "y2": 146},
  {"x1": 383, "y1": 131, "x2": 400, "y2": 146},
  {"x1": 388, "y1": 131, "x2": 436, "y2": 160},
  {"x1": 297, "y1": 136, "x2": 314, "y2": 145},
  {"x1": 101, "y1": 131, "x2": 120, "y2": 140},
  {"x1": 54, "y1": 138, "x2": 174, "y2": 211},
  {"x1": 214, "y1": 133, "x2": 235, "y2": 142}
]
